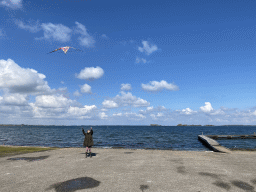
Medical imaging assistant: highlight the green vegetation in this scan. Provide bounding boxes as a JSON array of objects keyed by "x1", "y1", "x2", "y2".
[
  {"x1": 177, "y1": 124, "x2": 202, "y2": 126},
  {"x1": 0, "y1": 146, "x2": 58, "y2": 157},
  {"x1": 150, "y1": 124, "x2": 161, "y2": 126}
]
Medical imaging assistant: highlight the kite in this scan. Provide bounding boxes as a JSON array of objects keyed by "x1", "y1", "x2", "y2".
[{"x1": 48, "y1": 46, "x2": 83, "y2": 54}]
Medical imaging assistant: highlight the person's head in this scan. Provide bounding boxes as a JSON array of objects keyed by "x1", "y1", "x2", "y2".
[{"x1": 87, "y1": 130, "x2": 90, "y2": 133}]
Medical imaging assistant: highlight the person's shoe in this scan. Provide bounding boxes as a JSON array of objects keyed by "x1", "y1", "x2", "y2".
[
  {"x1": 90, "y1": 152, "x2": 92, "y2": 158},
  {"x1": 85, "y1": 152, "x2": 88, "y2": 158}
]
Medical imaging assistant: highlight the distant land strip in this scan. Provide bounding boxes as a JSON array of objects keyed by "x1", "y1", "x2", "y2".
[{"x1": 1, "y1": 124, "x2": 256, "y2": 127}]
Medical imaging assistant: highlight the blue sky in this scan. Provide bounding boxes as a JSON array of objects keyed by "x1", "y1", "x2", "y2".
[{"x1": 0, "y1": 0, "x2": 255, "y2": 125}]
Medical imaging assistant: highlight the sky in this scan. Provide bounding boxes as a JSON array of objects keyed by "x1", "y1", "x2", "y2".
[{"x1": 0, "y1": 0, "x2": 255, "y2": 125}]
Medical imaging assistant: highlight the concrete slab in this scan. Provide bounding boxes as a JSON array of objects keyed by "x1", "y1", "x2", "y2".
[{"x1": 1, "y1": 148, "x2": 256, "y2": 192}]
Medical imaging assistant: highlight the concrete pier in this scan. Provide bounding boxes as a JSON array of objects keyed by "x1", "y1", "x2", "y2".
[
  {"x1": 1, "y1": 147, "x2": 256, "y2": 192},
  {"x1": 198, "y1": 135, "x2": 231, "y2": 153},
  {"x1": 207, "y1": 134, "x2": 256, "y2": 139}
]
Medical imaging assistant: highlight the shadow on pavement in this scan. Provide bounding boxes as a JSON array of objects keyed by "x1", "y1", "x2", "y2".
[
  {"x1": 80, "y1": 153, "x2": 97, "y2": 156},
  {"x1": 212, "y1": 181, "x2": 231, "y2": 191},
  {"x1": 231, "y1": 180, "x2": 254, "y2": 191},
  {"x1": 7, "y1": 155, "x2": 49, "y2": 162},
  {"x1": 140, "y1": 185, "x2": 149, "y2": 192},
  {"x1": 46, "y1": 177, "x2": 100, "y2": 192}
]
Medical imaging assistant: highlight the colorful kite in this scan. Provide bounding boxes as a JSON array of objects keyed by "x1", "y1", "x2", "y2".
[{"x1": 48, "y1": 46, "x2": 83, "y2": 54}]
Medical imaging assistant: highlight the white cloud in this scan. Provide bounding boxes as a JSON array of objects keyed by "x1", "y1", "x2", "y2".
[
  {"x1": 252, "y1": 110, "x2": 256, "y2": 116},
  {"x1": 0, "y1": 59, "x2": 54, "y2": 95},
  {"x1": 2, "y1": 93, "x2": 28, "y2": 106},
  {"x1": 68, "y1": 105, "x2": 97, "y2": 117},
  {"x1": 146, "y1": 106, "x2": 154, "y2": 111},
  {"x1": 15, "y1": 20, "x2": 41, "y2": 33},
  {"x1": 135, "y1": 57, "x2": 147, "y2": 64},
  {"x1": 76, "y1": 66, "x2": 104, "y2": 80},
  {"x1": 124, "y1": 112, "x2": 146, "y2": 119},
  {"x1": 15, "y1": 20, "x2": 96, "y2": 46},
  {"x1": 121, "y1": 83, "x2": 131, "y2": 91},
  {"x1": 102, "y1": 100, "x2": 118, "y2": 108},
  {"x1": 105, "y1": 91, "x2": 150, "y2": 108},
  {"x1": 200, "y1": 102, "x2": 213, "y2": 113},
  {"x1": 80, "y1": 84, "x2": 92, "y2": 94},
  {"x1": 99, "y1": 112, "x2": 108, "y2": 119},
  {"x1": 210, "y1": 109, "x2": 225, "y2": 116},
  {"x1": 33, "y1": 95, "x2": 75, "y2": 108},
  {"x1": 113, "y1": 113, "x2": 122, "y2": 117},
  {"x1": 138, "y1": 41, "x2": 158, "y2": 55},
  {"x1": 142, "y1": 80, "x2": 179, "y2": 92},
  {"x1": 157, "y1": 113, "x2": 164, "y2": 117},
  {"x1": 75, "y1": 22, "x2": 95, "y2": 47},
  {"x1": 60, "y1": 81, "x2": 64, "y2": 84},
  {"x1": 0, "y1": 0, "x2": 22, "y2": 9},
  {"x1": 116, "y1": 91, "x2": 150, "y2": 107},
  {"x1": 73, "y1": 90, "x2": 82, "y2": 97},
  {"x1": 28, "y1": 95, "x2": 97, "y2": 120},
  {"x1": 181, "y1": 108, "x2": 196, "y2": 115},
  {"x1": 40, "y1": 23, "x2": 72, "y2": 42}
]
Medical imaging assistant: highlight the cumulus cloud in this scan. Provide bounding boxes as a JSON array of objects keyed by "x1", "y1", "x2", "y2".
[
  {"x1": 200, "y1": 102, "x2": 214, "y2": 113},
  {"x1": 0, "y1": 59, "x2": 54, "y2": 95},
  {"x1": 99, "y1": 112, "x2": 108, "y2": 119},
  {"x1": 40, "y1": 23, "x2": 72, "y2": 42},
  {"x1": 138, "y1": 41, "x2": 158, "y2": 55},
  {"x1": 141, "y1": 80, "x2": 179, "y2": 92},
  {"x1": 28, "y1": 95, "x2": 98, "y2": 120},
  {"x1": 76, "y1": 66, "x2": 104, "y2": 80},
  {"x1": 73, "y1": 90, "x2": 82, "y2": 97},
  {"x1": 103, "y1": 91, "x2": 150, "y2": 108},
  {"x1": 75, "y1": 22, "x2": 95, "y2": 47},
  {"x1": 2, "y1": 93, "x2": 28, "y2": 106},
  {"x1": 121, "y1": 83, "x2": 131, "y2": 91},
  {"x1": 80, "y1": 84, "x2": 92, "y2": 94},
  {"x1": 68, "y1": 105, "x2": 97, "y2": 118},
  {"x1": 124, "y1": 112, "x2": 146, "y2": 120},
  {"x1": 15, "y1": 20, "x2": 95, "y2": 45},
  {"x1": 210, "y1": 109, "x2": 225, "y2": 116},
  {"x1": 15, "y1": 20, "x2": 41, "y2": 33},
  {"x1": 0, "y1": 0, "x2": 22, "y2": 9},
  {"x1": 33, "y1": 95, "x2": 75, "y2": 108},
  {"x1": 180, "y1": 108, "x2": 197, "y2": 115},
  {"x1": 113, "y1": 113, "x2": 122, "y2": 117},
  {"x1": 102, "y1": 100, "x2": 118, "y2": 108},
  {"x1": 135, "y1": 57, "x2": 147, "y2": 64}
]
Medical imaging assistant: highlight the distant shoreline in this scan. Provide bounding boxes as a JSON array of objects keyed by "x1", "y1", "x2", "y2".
[{"x1": 1, "y1": 124, "x2": 256, "y2": 127}]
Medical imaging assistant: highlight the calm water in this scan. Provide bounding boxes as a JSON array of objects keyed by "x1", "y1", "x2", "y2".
[{"x1": 0, "y1": 126, "x2": 256, "y2": 150}]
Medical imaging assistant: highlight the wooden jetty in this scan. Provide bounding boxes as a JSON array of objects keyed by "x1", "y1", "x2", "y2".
[{"x1": 198, "y1": 135, "x2": 231, "y2": 153}]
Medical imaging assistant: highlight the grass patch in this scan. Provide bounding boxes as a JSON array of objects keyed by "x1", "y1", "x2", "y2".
[{"x1": 0, "y1": 146, "x2": 59, "y2": 157}]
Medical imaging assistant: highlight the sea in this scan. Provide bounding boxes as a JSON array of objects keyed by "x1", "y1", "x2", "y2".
[{"x1": 0, "y1": 125, "x2": 256, "y2": 151}]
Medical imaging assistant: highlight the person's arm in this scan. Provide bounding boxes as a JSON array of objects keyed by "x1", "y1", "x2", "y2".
[
  {"x1": 82, "y1": 128, "x2": 86, "y2": 135},
  {"x1": 91, "y1": 128, "x2": 93, "y2": 135}
]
